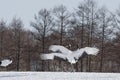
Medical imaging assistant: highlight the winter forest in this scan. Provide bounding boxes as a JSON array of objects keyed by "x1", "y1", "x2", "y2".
[{"x1": 0, "y1": 0, "x2": 120, "y2": 72}]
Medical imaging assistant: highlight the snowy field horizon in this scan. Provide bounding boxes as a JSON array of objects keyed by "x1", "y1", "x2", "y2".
[
  {"x1": 0, "y1": 45, "x2": 119, "y2": 80},
  {"x1": 0, "y1": 72, "x2": 120, "y2": 80}
]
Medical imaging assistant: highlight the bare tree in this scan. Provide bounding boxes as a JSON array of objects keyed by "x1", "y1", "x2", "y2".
[
  {"x1": 0, "y1": 20, "x2": 6, "y2": 59},
  {"x1": 31, "y1": 9, "x2": 54, "y2": 53},
  {"x1": 75, "y1": 3, "x2": 86, "y2": 72},
  {"x1": 97, "y1": 7, "x2": 116, "y2": 72},
  {"x1": 31, "y1": 9, "x2": 54, "y2": 71},
  {"x1": 53, "y1": 5, "x2": 70, "y2": 45},
  {"x1": 10, "y1": 17, "x2": 24, "y2": 71},
  {"x1": 52, "y1": 5, "x2": 71, "y2": 71}
]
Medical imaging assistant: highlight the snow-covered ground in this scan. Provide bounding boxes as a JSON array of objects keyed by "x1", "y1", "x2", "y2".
[{"x1": 0, "y1": 72, "x2": 120, "y2": 80}]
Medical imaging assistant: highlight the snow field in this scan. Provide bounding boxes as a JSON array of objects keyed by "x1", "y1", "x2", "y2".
[{"x1": 0, "y1": 72, "x2": 120, "y2": 80}]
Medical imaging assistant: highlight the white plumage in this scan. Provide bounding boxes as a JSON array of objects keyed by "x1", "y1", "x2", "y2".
[
  {"x1": 0, "y1": 59, "x2": 12, "y2": 67},
  {"x1": 40, "y1": 45, "x2": 99, "y2": 64}
]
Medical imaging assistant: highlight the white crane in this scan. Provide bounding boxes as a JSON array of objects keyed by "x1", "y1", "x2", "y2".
[
  {"x1": 40, "y1": 45, "x2": 99, "y2": 64},
  {"x1": 0, "y1": 59, "x2": 12, "y2": 67}
]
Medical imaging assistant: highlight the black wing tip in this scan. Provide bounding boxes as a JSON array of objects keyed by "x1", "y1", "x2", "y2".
[
  {"x1": 54, "y1": 56, "x2": 67, "y2": 62},
  {"x1": 0, "y1": 61, "x2": 1, "y2": 65},
  {"x1": 77, "y1": 51, "x2": 88, "y2": 61}
]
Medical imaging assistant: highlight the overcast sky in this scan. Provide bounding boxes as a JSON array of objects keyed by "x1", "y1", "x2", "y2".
[{"x1": 0, "y1": 0, "x2": 120, "y2": 29}]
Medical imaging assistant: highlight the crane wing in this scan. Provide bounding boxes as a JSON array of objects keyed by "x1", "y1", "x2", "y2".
[
  {"x1": 82, "y1": 47, "x2": 99, "y2": 55},
  {"x1": 0, "y1": 59, "x2": 12, "y2": 67},
  {"x1": 40, "y1": 53, "x2": 67, "y2": 61},
  {"x1": 74, "y1": 47, "x2": 99, "y2": 60},
  {"x1": 49, "y1": 45, "x2": 72, "y2": 54}
]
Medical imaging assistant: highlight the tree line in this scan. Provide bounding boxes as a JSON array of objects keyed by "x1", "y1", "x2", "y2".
[{"x1": 0, "y1": 0, "x2": 120, "y2": 72}]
